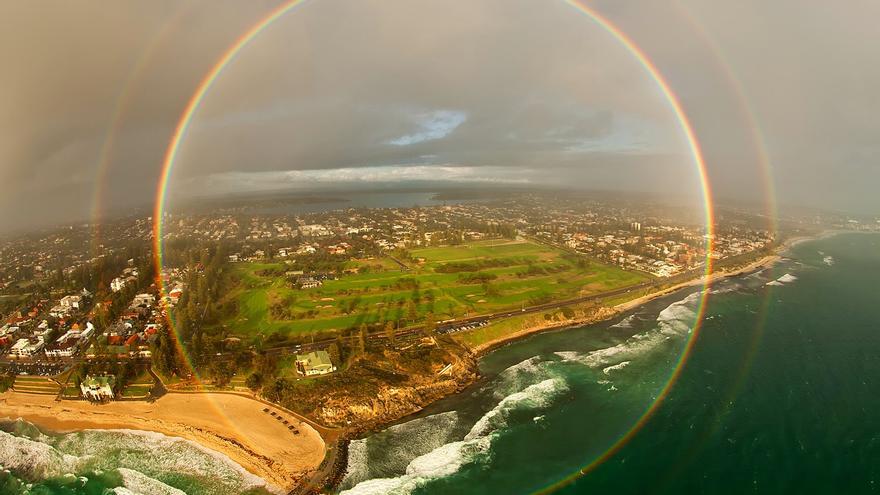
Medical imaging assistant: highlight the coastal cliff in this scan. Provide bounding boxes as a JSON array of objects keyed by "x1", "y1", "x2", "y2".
[
  {"x1": 319, "y1": 355, "x2": 478, "y2": 431},
  {"x1": 263, "y1": 339, "x2": 480, "y2": 432}
]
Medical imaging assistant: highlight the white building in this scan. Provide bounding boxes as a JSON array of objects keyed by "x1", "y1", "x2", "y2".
[
  {"x1": 8, "y1": 337, "x2": 45, "y2": 358},
  {"x1": 295, "y1": 350, "x2": 336, "y2": 376},
  {"x1": 60, "y1": 295, "x2": 83, "y2": 310},
  {"x1": 131, "y1": 293, "x2": 156, "y2": 308},
  {"x1": 80, "y1": 375, "x2": 115, "y2": 401}
]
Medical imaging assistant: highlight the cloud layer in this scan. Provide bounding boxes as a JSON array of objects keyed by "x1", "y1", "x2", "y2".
[{"x1": 1, "y1": 0, "x2": 878, "y2": 231}]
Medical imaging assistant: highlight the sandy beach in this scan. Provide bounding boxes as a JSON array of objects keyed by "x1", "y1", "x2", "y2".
[{"x1": 0, "y1": 391, "x2": 327, "y2": 492}]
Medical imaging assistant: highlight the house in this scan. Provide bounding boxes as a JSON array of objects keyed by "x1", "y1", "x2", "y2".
[
  {"x1": 60, "y1": 295, "x2": 83, "y2": 310},
  {"x1": 294, "y1": 350, "x2": 336, "y2": 376},
  {"x1": 0, "y1": 325, "x2": 18, "y2": 347},
  {"x1": 80, "y1": 375, "x2": 115, "y2": 401},
  {"x1": 110, "y1": 277, "x2": 127, "y2": 292},
  {"x1": 131, "y1": 293, "x2": 155, "y2": 308},
  {"x1": 45, "y1": 336, "x2": 81, "y2": 358},
  {"x1": 297, "y1": 277, "x2": 322, "y2": 289}
]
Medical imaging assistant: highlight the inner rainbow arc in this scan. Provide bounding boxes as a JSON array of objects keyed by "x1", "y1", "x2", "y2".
[{"x1": 151, "y1": 0, "x2": 717, "y2": 488}]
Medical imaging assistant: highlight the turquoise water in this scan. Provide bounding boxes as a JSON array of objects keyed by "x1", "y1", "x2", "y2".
[
  {"x1": 3, "y1": 233, "x2": 878, "y2": 494},
  {"x1": 340, "y1": 232, "x2": 880, "y2": 494}
]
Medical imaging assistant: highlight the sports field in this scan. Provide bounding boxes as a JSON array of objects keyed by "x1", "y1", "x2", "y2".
[{"x1": 221, "y1": 239, "x2": 645, "y2": 337}]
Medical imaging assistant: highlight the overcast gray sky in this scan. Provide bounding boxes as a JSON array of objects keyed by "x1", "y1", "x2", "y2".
[{"x1": 1, "y1": 0, "x2": 878, "y2": 232}]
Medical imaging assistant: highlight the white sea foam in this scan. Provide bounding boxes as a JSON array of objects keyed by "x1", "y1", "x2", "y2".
[
  {"x1": 710, "y1": 283, "x2": 740, "y2": 295},
  {"x1": 341, "y1": 439, "x2": 370, "y2": 489},
  {"x1": 0, "y1": 429, "x2": 81, "y2": 478},
  {"x1": 746, "y1": 268, "x2": 768, "y2": 279},
  {"x1": 118, "y1": 468, "x2": 186, "y2": 495},
  {"x1": 554, "y1": 351, "x2": 580, "y2": 361},
  {"x1": 777, "y1": 273, "x2": 798, "y2": 284},
  {"x1": 558, "y1": 292, "x2": 700, "y2": 370},
  {"x1": 341, "y1": 378, "x2": 568, "y2": 495},
  {"x1": 602, "y1": 361, "x2": 631, "y2": 375},
  {"x1": 492, "y1": 355, "x2": 554, "y2": 398},
  {"x1": 610, "y1": 314, "x2": 635, "y2": 329},
  {"x1": 823, "y1": 256, "x2": 834, "y2": 266},
  {"x1": 71, "y1": 428, "x2": 278, "y2": 493},
  {"x1": 765, "y1": 281, "x2": 783, "y2": 286},
  {"x1": 498, "y1": 356, "x2": 542, "y2": 378},
  {"x1": 0, "y1": 420, "x2": 278, "y2": 495},
  {"x1": 340, "y1": 411, "x2": 460, "y2": 490},
  {"x1": 466, "y1": 378, "x2": 568, "y2": 441}
]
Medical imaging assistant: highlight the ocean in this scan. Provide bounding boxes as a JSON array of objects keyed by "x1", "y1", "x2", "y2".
[{"x1": 2, "y1": 232, "x2": 878, "y2": 494}]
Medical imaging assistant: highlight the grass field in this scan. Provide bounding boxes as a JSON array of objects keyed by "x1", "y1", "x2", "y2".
[{"x1": 220, "y1": 239, "x2": 646, "y2": 338}]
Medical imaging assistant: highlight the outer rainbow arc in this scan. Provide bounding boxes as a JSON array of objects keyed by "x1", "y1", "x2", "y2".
[
  {"x1": 153, "y1": 0, "x2": 311, "y2": 374},
  {"x1": 529, "y1": 2, "x2": 716, "y2": 492},
  {"x1": 671, "y1": 0, "x2": 778, "y2": 237},
  {"x1": 152, "y1": 0, "x2": 716, "y2": 489},
  {"x1": 89, "y1": 5, "x2": 198, "y2": 269}
]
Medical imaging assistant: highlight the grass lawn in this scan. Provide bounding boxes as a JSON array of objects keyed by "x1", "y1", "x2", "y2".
[
  {"x1": 453, "y1": 312, "x2": 543, "y2": 348},
  {"x1": 121, "y1": 384, "x2": 152, "y2": 398},
  {"x1": 220, "y1": 239, "x2": 646, "y2": 339},
  {"x1": 13, "y1": 375, "x2": 61, "y2": 395}
]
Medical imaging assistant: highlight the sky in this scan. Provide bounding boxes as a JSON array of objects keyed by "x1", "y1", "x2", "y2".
[{"x1": 1, "y1": 0, "x2": 878, "y2": 232}]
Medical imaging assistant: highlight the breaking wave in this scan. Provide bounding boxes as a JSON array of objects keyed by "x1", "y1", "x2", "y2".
[
  {"x1": 117, "y1": 468, "x2": 187, "y2": 495},
  {"x1": 611, "y1": 314, "x2": 636, "y2": 329},
  {"x1": 340, "y1": 411, "x2": 460, "y2": 489},
  {"x1": 767, "y1": 273, "x2": 798, "y2": 286},
  {"x1": 340, "y1": 377, "x2": 569, "y2": 495},
  {"x1": 559, "y1": 291, "x2": 700, "y2": 370},
  {"x1": 0, "y1": 419, "x2": 276, "y2": 494},
  {"x1": 602, "y1": 361, "x2": 631, "y2": 375}
]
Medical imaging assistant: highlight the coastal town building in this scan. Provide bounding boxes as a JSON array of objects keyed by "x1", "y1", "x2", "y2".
[
  {"x1": 295, "y1": 350, "x2": 336, "y2": 376},
  {"x1": 8, "y1": 337, "x2": 45, "y2": 358},
  {"x1": 80, "y1": 375, "x2": 115, "y2": 401}
]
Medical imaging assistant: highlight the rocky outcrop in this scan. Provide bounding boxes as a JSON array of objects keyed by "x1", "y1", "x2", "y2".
[{"x1": 317, "y1": 354, "x2": 479, "y2": 431}]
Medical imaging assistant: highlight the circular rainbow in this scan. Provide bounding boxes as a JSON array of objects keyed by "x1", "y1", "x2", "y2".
[{"x1": 151, "y1": 0, "x2": 718, "y2": 490}]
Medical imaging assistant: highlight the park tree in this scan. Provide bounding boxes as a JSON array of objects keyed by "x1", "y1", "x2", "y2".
[
  {"x1": 406, "y1": 300, "x2": 418, "y2": 324},
  {"x1": 245, "y1": 371, "x2": 263, "y2": 391},
  {"x1": 358, "y1": 323, "x2": 367, "y2": 356},
  {"x1": 384, "y1": 320, "x2": 396, "y2": 345},
  {"x1": 328, "y1": 341, "x2": 342, "y2": 366},
  {"x1": 424, "y1": 312, "x2": 437, "y2": 336},
  {"x1": 209, "y1": 360, "x2": 234, "y2": 387}
]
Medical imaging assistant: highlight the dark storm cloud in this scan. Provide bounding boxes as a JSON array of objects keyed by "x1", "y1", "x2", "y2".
[{"x1": 1, "y1": 0, "x2": 878, "y2": 232}]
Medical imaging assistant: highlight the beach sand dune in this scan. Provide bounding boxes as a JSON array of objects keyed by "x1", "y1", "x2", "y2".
[{"x1": 0, "y1": 391, "x2": 326, "y2": 492}]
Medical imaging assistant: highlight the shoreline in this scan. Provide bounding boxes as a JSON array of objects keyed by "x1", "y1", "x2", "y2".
[
  {"x1": 2, "y1": 233, "x2": 846, "y2": 493},
  {"x1": 469, "y1": 249, "x2": 787, "y2": 357},
  {"x1": 467, "y1": 230, "x2": 851, "y2": 358},
  {"x1": 0, "y1": 391, "x2": 327, "y2": 493},
  {"x1": 288, "y1": 231, "x2": 865, "y2": 491}
]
